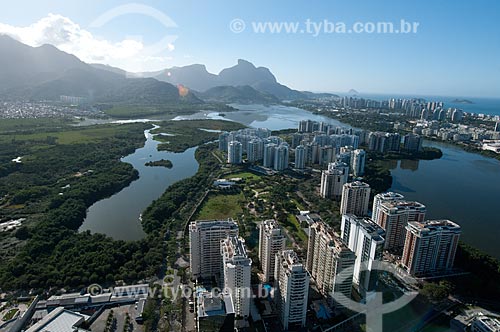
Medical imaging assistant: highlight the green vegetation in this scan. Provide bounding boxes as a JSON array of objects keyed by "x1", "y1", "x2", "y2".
[
  {"x1": 450, "y1": 242, "x2": 500, "y2": 300},
  {"x1": 142, "y1": 297, "x2": 160, "y2": 332},
  {"x1": 363, "y1": 160, "x2": 393, "y2": 195},
  {"x1": 152, "y1": 119, "x2": 245, "y2": 152},
  {"x1": 0, "y1": 121, "x2": 168, "y2": 290},
  {"x1": 420, "y1": 281, "x2": 453, "y2": 303},
  {"x1": 0, "y1": 123, "x2": 148, "y2": 145},
  {"x1": 0, "y1": 117, "x2": 77, "y2": 133},
  {"x1": 370, "y1": 147, "x2": 443, "y2": 161},
  {"x1": 196, "y1": 192, "x2": 245, "y2": 220},
  {"x1": 284, "y1": 213, "x2": 308, "y2": 243},
  {"x1": 2, "y1": 308, "x2": 19, "y2": 321},
  {"x1": 461, "y1": 143, "x2": 500, "y2": 162},
  {"x1": 140, "y1": 143, "x2": 221, "y2": 263},
  {"x1": 226, "y1": 171, "x2": 261, "y2": 181},
  {"x1": 145, "y1": 159, "x2": 173, "y2": 168},
  {"x1": 104, "y1": 310, "x2": 116, "y2": 332}
]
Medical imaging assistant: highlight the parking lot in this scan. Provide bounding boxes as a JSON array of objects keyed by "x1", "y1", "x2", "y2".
[{"x1": 90, "y1": 304, "x2": 144, "y2": 332}]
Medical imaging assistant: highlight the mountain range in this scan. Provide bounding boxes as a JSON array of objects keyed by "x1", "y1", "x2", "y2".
[
  {"x1": 0, "y1": 34, "x2": 337, "y2": 104},
  {"x1": 138, "y1": 59, "x2": 310, "y2": 101},
  {"x1": 0, "y1": 35, "x2": 201, "y2": 104}
]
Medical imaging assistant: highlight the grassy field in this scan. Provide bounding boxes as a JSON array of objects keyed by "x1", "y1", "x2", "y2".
[
  {"x1": 196, "y1": 193, "x2": 246, "y2": 220},
  {"x1": 285, "y1": 213, "x2": 308, "y2": 243},
  {"x1": 0, "y1": 124, "x2": 146, "y2": 145},
  {"x1": 2, "y1": 308, "x2": 19, "y2": 321},
  {"x1": 0, "y1": 118, "x2": 77, "y2": 133},
  {"x1": 227, "y1": 171, "x2": 262, "y2": 181}
]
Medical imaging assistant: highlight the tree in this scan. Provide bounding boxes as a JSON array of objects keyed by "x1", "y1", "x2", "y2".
[{"x1": 420, "y1": 281, "x2": 452, "y2": 302}]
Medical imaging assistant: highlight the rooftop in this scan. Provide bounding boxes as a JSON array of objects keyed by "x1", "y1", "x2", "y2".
[
  {"x1": 381, "y1": 200, "x2": 426, "y2": 211},
  {"x1": 26, "y1": 307, "x2": 88, "y2": 332},
  {"x1": 190, "y1": 219, "x2": 238, "y2": 230},
  {"x1": 197, "y1": 292, "x2": 235, "y2": 318},
  {"x1": 375, "y1": 192, "x2": 405, "y2": 200},
  {"x1": 408, "y1": 219, "x2": 461, "y2": 233},
  {"x1": 345, "y1": 181, "x2": 370, "y2": 188}
]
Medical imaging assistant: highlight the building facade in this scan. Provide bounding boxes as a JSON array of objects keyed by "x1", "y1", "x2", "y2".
[
  {"x1": 189, "y1": 220, "x2": 239, "y2": 280},
  {"x1": 373, "y1": 200, "x2": 426, "y2": 251},
  {"x1": 351, "y1": 149, "x2": 366, "y2": 176},
  {"x1": 258, "y1": 219, "x2": 286, "y2": 282},
  {"x1": 341, "y1": 215, "x2": 385, "y2": 295},
  {"x1": 340, "y1": 181, "x2": 371, "y2": 217},
  {"x1": 274, "y1": 143, "x2": 289, "y2": 171},
  {"x1": 247, "y1": 139, "x2": 264, "y2": 162},
  {"x1": 372, "y1": 192, "x2": 405, "y2": 223},
  {"x1": 227, "y1": 141, "x2": 243, "y2": 164},
  {"x1": 295, "y1": 145, "x2": 306, "y2": 169},
  {"x1": 307, "y1": 222, "x2": 355, "y2": 308},
  {"x1": 263, "y1": 143, "x2": 277, "y2": 168},
  {"x1": 320, "y1": 162, "x2": 349, "y2": 200},
  {"x1": 221, "y1": 236, "x2": 252, "y2": 318},
  {"x1": 401, "y1": 220, "x2": 461, "y2": 276},
  {"x1": 275, "y1": 250, "x2": 309, "y2": 330}
]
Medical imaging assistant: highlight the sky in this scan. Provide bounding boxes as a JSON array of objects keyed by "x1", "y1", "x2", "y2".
[{"x1": 0, "y1": 0, "x2": 499, "y2": 97}]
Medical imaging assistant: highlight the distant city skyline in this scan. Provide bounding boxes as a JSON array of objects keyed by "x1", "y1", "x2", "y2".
[{"x1": 0, "y1": 0, "x2": 499, "y2": 97}]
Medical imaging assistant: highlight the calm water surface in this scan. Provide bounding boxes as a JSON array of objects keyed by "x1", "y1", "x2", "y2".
[
  {"x1": 381, "y1": 141, "x2": 500, "y2": 259},
  {"x1": 79, "y1": 126, "x2": 199, "y2": 240}
]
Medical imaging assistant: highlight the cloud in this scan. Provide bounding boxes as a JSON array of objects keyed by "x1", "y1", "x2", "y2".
[{"x1": 0, "y1": 14, "x2": 174, "y2": 72}]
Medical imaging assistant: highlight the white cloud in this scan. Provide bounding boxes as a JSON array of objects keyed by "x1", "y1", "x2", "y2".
[{"x1": 0, "y1": 13, "x2": 175, "y2": 72}]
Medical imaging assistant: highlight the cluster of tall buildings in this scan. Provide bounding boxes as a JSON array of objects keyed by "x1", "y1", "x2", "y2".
[
  {"x1": 338, "y1": 187, "x2": 462, "y2": 277},
  {"x1": 319, "y1": 151, "x2": 366, "y2": 200},
  {"x1": 189, "y1": 219, "x2": 250, "y2": 322},
  {"x1": 190, "y1": 219, "x2": 310, "y2": 330},
  {"x1": 220, "y1": 129, "x2": 291, "y2": 170},
  {"x1": 413, "y1": 119, "x2": 500, "y2": 144},
  {"x1": 220, "y1": 122, "x2": 370, "y2": 173},
  {"x1": 258, "y1": 220, "x2": 310, "y2": 330},
  {"x1": 293, "y1": 122, "x2": 364, "y2": 168},
  {"x1": 340, "y1": 96, "x2": 468, "y2": 125},
  {"x1": 367, "y1": 132, "x2": 401, "y2": 153}
]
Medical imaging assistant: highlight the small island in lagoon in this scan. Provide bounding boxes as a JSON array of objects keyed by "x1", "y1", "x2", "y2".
[{"x1": 145, "y1": 159, "x2": 173, "y2": 168}]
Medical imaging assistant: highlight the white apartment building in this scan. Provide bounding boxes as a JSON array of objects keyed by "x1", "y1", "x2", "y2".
[
  {"x1": 320, "y1": 162, "x2": 349, "y2": 200},
  {"x1": 340, "y1": 181, "x2": 371, "y2": 217},
  {"x1": 189, "y1": 219, "x2": 239, "y2": 280},
  {"x1": 221, "y1": 236, "x2": 252, "y2": 318},
  {"x1": 351, "y1": 149, "x2": 366, "y2": 176},
  {"x1": 228, "y1": 141, "x2": 243, "y2": 164},
  {"x1": 258, "y1": 219, "x2": 285, "y2": 282},
  {"x1": 295, "y1": 145, "x2": 306, "y2": 169},
  {"x1": 275, "y1": 250, "x2": 309, "y2": 330},
  {"x1": 341, "y1": 214, "x2": 385, "y2": 296}
]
